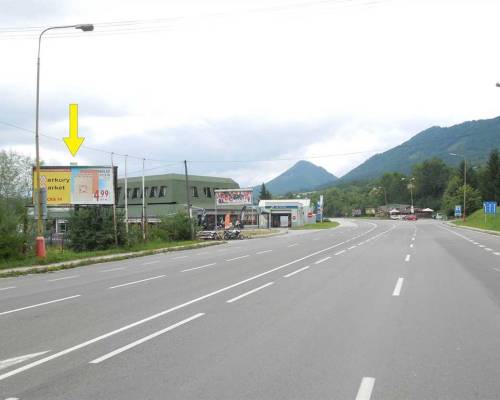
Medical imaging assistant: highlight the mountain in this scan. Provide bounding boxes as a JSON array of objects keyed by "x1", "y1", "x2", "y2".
[
  {"x1": 258, "y1": 160, "x2": 338, "y2": 195},
  {"x1": 340, "y1": 116, "x2": 500, "y2": 182}
]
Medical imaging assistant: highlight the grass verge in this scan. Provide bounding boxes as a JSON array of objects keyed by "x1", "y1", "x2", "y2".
[
  {"x1": 453, "y1": 209, "x2": 500, "y2": 232},
  {"x1": 292, "y1": 221, "x2": 339, "y2": 230}
]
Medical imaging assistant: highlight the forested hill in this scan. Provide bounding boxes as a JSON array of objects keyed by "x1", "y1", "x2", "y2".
[{"x1": 340, "y1": 116, "x2": 500, "y2": 182}]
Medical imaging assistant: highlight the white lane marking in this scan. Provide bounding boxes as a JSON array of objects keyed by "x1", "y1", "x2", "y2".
[
  {"x1": 142, "y1": 260, "x2": 160, "y2": 266},
  {"x1": 478, "y1": 245, "x2": 486, "y2": 248},
  {"x1": 46, "y1": 275, "x2": 79, "y2": 282},
  {"x1": 283, "y1": 266, "x2": 310, "y2": 278},
  {"x1": 0, "y1": 287, "x2": 16, "y2": 292},
  {"x1": 493, "y1": 268, "x2": 500, "y2": 273},
  {"x1": 181, "y1": 263, "x2": 216, "y2": 272},
  {"x1": 392, "y1": 278, "x2": 404, "y2": 296},
  {"x1": 348, "y1": 245, "x2": 357, "y2": 250},
  {"x1": 217, "y1": 249, "x2": 228, "y2": 252},
  {"x1": 287, "y1": 243, "x2": 298, "y2": 247},
  {"x1": 226, "y1": 255, "x2": 250, "y2": 262},
  {"x1": 472, "y1": 242, "x2": 479, "y2": 245},
  {"x1": 484, "y1": 248, "x2": 493, "y2": 252},
  {"x1": 494, "y1": 252, "x2": 500, "y2": 256},
  {"x1": 5, "y1": 397, "x2": 19, "y2": 400},
  {"x1": 410, "y1": 243, "x2": 414, "y2": 248},
  {"x1": 99, "y1": 267, "x2": 125, "y2": 273},
  {"x1": 405, "y1": 254, "x2": 411, "y2": 262},
  {"x1": 226, "y1": 282, "x2": 274, "y2": 303},
  {"x1": 172, "y1": 255, "x2": 188, "y2": 260},
  {"x1": 411, "y1": 237, "x2": 415, "y2": 241},
  {"x1": 0, "y1": 295, "x2": 81, "y2": 316},
  {"x1": 90, "y1": 313, "x2": 205, "y2": 364},
  {"x1": 256, "y1": 250, "x2": 273, "y2": 255},
  {"x1": 334, "y1": 250, "x2": 346, "y2": 256},
  {"x1": 313, "y1": 238, "x2": 320, "y2": 241},
  {"x1": 356, "y1": 377, "x2": 375, "y2": 400},
  {"x1": 314, "y1": 256, "x2": 331, "y2": 265},
  {"x1": 0, "y1": 351, "x2": 49, "y2": 371},
  {"x1": 358, "y1": 242, "x2": 365, "y2": 246},
  {"x1": 0, "y1": 224, "x2": 379, "y2": 382},
  {"x1": 109, "y1": 275, "x2": 165, "y2": 289}
]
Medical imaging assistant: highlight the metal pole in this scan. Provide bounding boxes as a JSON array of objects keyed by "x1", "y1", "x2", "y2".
[
  {"x1": 35, "y1": 32, "x2": 43, "y2": 240},
  {"x1": 142, "y1": 158, "x2": 146, "y2": 241},
  {"x1": 463, "y1": 157, "x2": 467, "y2": 221},
  {"x1": 214, "y1": 193, "x2": 217, "y2": 231},
  {"x1": 184, "y1": 160, "x2": 193, "y2": 239},
  {"x1": 124, "y1": 155, "x2": 129, "y2": 234},
  {"x1": 410, "y1": 182, "x2": 414, "y2": 214},
  {"x1": 111, "y1": 153, "x2": 118, "y2": 246}
]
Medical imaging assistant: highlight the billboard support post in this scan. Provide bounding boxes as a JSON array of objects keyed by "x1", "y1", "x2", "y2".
[
  {"x1": 142, "y1": 158, "x2": 146, "y2": 241},
  {"x1": 124, "y1": 155, "x2": 129, "y2": 234},
  {"x1": 184, "y1": 160, "x2": 193, "y2": 239},
  {"x1": 111, "y1": 153, "x2": 118, "y2": 246}
]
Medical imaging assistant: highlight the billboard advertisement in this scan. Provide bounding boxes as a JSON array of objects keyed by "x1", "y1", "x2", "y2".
[
  {"x1": 33, "y1": 166, "x2": 115, "y2": 205},
  {"x1": 215, "y1": 189, "x2": 253, "y2": 206}
]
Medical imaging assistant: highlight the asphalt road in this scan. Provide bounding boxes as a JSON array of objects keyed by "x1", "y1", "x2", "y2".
[{"x1": 1, "y1": 219, "x2": 500, "y2": 399}]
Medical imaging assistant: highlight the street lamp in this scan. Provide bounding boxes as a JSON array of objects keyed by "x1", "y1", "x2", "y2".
[
  {"x1": 401, "y1": 177, "x2": 415, "y2": 214},
  {"x1": 449, "y1": 152, "x2": 467, "y2": 221},
  {"x1": 35, "y1": 24, "x2": 94, "y2": 257}
]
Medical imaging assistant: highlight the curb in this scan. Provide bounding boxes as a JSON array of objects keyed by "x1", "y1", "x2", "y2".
[
  {"x1": 446, "y1": 222, "x2": 500, "y2": 237},
  {"x1": 245, "y1": 230, "x2": 288, "y2": 239},
  {"x1": 0, "y1": 241, "x2": 224, "y2": 278}
]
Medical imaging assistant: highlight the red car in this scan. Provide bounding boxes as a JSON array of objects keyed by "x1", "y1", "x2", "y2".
[{"x1": 405, "y1": 214, "x2": 417, "y2": 221}]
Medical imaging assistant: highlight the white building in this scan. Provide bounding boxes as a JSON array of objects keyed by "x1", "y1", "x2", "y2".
[{"x1": 258, "y1": 199, "x2": 316, "y2": 228}]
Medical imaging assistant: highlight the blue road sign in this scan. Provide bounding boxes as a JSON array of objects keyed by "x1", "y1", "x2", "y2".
[
  {"x1": 454, "y1": 205, "x2": 462, "y2": 217},
  {"x1": 483, "y1": 201, "x2": 497, "y2": 215}
]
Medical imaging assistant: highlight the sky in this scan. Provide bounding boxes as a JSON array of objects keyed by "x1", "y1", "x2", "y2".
[{"x1": 1, "y1": 0, "x2": 500, "y2": 187}]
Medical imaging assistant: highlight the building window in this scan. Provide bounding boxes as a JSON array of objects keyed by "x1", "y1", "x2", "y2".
[
  {"x1": 191, "y1": 186, "x2": 199, "y2": 198},
  {"x1": 159, "y1": 186, "x2": 167, "y2": 198},
  {"x1": 116, "y1": 187, "x2": 122, "y2": 199},
  {"x1": 127, "y1": 188, "x2": 132, "y2": 199},
  {"x1": 203, "y1": 187, "x2": 212, "y2": 198},
  {"x1": 141, "y1": 187, "x2": 149, "y2": 199},
  {"x1": 132, "y1": 188, "x2": 140, "y2": 199},
  {"x1": 150, "y1": 186, "x2": 158, "y2": 198}
]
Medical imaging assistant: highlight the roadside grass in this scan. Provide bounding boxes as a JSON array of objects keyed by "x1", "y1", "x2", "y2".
[
  {"x1": 292, "y1": 221, "x2": 339, "y2": 230},
  {"x1": 453, "y1": 209, "x2": 500, "y2": 232},
  {"x1": 0, "y1": 239, "x2": 204, "y2": 271}
]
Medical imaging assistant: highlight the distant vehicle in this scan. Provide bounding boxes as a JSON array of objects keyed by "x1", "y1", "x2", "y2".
[
  {"x1": 434, "y1": 213, "x2": 443, "y2": 220},
  {"x1": 405, "y1": 214, "x2": 417, "y2": 221}
]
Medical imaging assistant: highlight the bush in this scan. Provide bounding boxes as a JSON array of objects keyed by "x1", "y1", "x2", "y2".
[
  {"x1": 67, "y1": 207, "x2": 126, "y2": 252},
  {"x1": 151, "y1": 212, "x2": 195, "y2": 242},
  {"x1": 0, "y1": 200, "x2": 27, "y2": 259}
]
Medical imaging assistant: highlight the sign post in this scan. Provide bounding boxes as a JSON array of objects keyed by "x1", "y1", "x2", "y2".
[
  {"x1": 454, "y1": 205, "x2": 462, "y2": 219},
  {"x1": 483, "y1": 201, "x2": 497, "y2": 224}
]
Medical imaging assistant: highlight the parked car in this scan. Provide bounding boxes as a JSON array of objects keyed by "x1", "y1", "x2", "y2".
[{"x1": 405, "y1": 214, "x2": 417, "y2": 221}]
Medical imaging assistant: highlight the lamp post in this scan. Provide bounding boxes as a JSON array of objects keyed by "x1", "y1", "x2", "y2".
[
  {"x1": 401, "y1": 177, "x2": 415, "y2": 214},
  {"x1": 35, "y1": 24, "x2": 94, "y2": 257},
  {"x1": 449, "y1": 152, "x2": 467, "y2": 221}
]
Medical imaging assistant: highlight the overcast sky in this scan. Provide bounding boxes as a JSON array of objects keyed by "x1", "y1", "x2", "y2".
[{"x1": 1, "y1": 0, "x2": 500, "y2": 186}]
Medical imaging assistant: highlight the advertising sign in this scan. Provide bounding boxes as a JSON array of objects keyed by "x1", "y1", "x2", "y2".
[
  {"x1": 33, "y1": 166, "x2": 115, "y2": 205},
  {"x1": 215, "y1": 189, "x2": 253, "y2": 206},
  {"x1": 483, "y1": 201, "x2": 497, "y2": 215}
]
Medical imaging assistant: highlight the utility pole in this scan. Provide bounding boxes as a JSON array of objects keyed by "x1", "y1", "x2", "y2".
[
  {"x1": 142, "y1": 158, "x2": 146, "y2": 241},
  {"x1": 111, "y1": 153, "x2": 118, "y2": 246},
  {"x1": 124, "y1": 155, "x2": 129, "y2": 234},
  {"x1": 184, "y1": 160, "x2": 193, "y2": 239},
  {"x1": 463, "y1": 158, "x2": 467, "y2": 222}
]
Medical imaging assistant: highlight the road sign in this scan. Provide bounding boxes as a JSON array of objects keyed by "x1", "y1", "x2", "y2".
[
  {"x1": 483, "y1": 201, "x2": 497, "y2": 215},
  {"x1": 454, "y1": 205, "x2": 462, "y2": 218},
  {"x1": 63, "y1": 104, "x2": 85, "y2": 157}
]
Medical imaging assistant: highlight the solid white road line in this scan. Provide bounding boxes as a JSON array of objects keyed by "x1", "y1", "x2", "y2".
[
  {"x1": 405, "y1": 254, "x2": 411, "y2": 262},
  {"x1": 287, "y1": 243, "x2": 298, "y2": 248},
  {"x1": 0, "y1": 295, "x2": 81, "y2": 316},
  {"x1": 283, "y1": 266, "x2": 310, "y2": 278},
  {"x1": 494, "y1": 252, "x2": 500, "y2": 256},
  {"x1": 355, "y1": 377, "x2": 375, "y2": 400},
  {"x1": 478, "y1": 245, "x2": 486, "y2": 248},
  {"x1": 226, "y1": 255, "x2": 250, "y2": 262},
  {"x1": 0, "y1": 287, "x2": 16, "y2": 292},
  {"x1": 226, "y1": 282, "x2": 274, "y2": 303},
  {"x1": 109, "y1": 275, "x2": 166, "y2": 289},
  {"x1": 0, "y1": 225, "x2": 379, "y2": 382},
  {"x1": 0, "y1": 351, "x2": 49, "y2": 371},
  {"x1": 410, "y1": 243, "x2": 414, "y2": 248},
  {"x1": 348, "y1": 245, "x2": 357, "y2": 250},
  {"x1": 256, "y1": 250, "x2": 273, "y2": 255},
  {"x1": 392, "y1": 278, "x2": 404, "y2": 296},
  {"x1": 334, "y1": 250, "x2": 346, "y2": 256},
  {"x1": 493, "y1": 268, "x2": 500, "y2": 273},
  {"x1": 142, "y1": 260, "x2": 160, "y2": 266},
  {"x1": 314, "y1": 256, "x2": 331, "y2": 265},
  {"x1": 181, "y1": 263, "x2": 216, "y2": 272},
  {"x1": 484, "y1": 248, "x2": 493, "y2": 252},
  {"x1": 89, "y1": 313, "x2": 205, "y2": 364},
  {"x1": 46, "y1": 275, "x2": 79, "y2": 282},
  {"x1": 5, "y1": 397, "x2": 19, "y2": 400},
  {"x1": 99, "y1": 267, "x2": 125, "y2": 273}
]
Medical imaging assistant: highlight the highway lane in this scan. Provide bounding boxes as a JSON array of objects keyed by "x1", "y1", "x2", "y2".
[{"x1": 2, "y1": 219, "x2": 500, "y2": 399}]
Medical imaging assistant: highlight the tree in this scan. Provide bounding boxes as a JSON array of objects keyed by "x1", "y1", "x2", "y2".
[
  {"x1": 259, "y1": 183, "x2": 272, "y2": 200},
  {"x1": 479, "y1": 149, "x2": 500, "y2": 202},
  {"x1": 378, "y1": 172, "x2": 408, "y2": 205},
  {"x1": 442, "y1": 176, "x2": 482, "y2": 216},
  {"x1": 0, "y1": 199, "x2": 28, "y2": 259},
  {"x1": 412, "y1": 158, "x2": 451, "y2": 210},
  {"x1": 0, "y1": 150, "x2": 34, "y2": 200}
]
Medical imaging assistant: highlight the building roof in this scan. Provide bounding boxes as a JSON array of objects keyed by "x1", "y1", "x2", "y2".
[
  {"x1": 259, "y1": 199, "x2": 311, "y2": 207},
  {"x1": 118, "y1": 173, "x2": 237, "y2": 185}
]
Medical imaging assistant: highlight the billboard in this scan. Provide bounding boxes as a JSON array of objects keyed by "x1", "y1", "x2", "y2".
[
  {"x1": 33, "y1": 166, "x2": 115, "y2": 205},
  {"x1": 215, "y1": 189, "x2": 253, "y2": 206}
]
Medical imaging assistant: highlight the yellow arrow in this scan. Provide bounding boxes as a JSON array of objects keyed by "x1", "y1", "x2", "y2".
[{"x1": 63, "y1": 104, "x2": 85, "y2": 157}]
